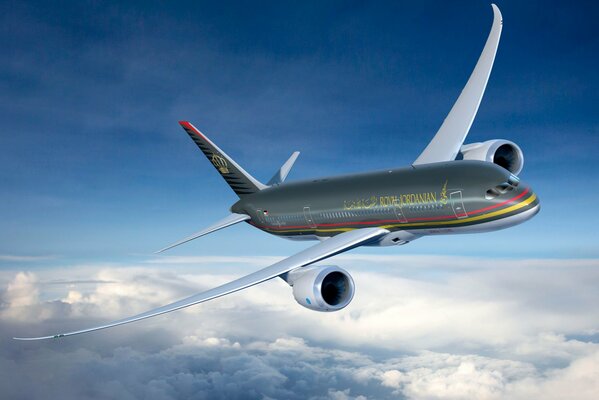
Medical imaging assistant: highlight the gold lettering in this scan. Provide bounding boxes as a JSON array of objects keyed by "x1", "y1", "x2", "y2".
[{"x1": 346, "y1": 190, "x2": 444, "y2": 210}]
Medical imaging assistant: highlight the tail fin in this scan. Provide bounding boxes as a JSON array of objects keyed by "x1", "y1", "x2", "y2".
[{"x1": 179, "y1": 121, "x2": 266, "y2": 197}]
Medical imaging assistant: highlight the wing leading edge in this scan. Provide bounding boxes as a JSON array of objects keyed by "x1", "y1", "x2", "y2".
[
  {"x1": 413, "y1": 4, "x2": 503, "y2": 166},
  {"x1": 14, "y1": 227, "x2": 389, "y2": 340}
]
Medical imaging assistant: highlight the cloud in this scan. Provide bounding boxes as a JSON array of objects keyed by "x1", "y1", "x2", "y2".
[
  {"x1": 1, "y1": 271, "x2": 40, "y2": 319},
  {"x1": 1, "y1": 255, "x2": 598, "y2": 399},
  {"x1": 0, "y1": 254, "x2": 56, "y2": 262}
]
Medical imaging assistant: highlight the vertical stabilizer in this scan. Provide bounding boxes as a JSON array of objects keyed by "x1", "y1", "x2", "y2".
[{"x1": 179, "y1": 121, "x2": 266, "y2": 197}]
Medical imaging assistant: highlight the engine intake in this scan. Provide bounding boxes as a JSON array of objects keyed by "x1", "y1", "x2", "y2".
[
  {"x1": 460, "y1": 139, "x2": 524, "y2": 175},
  {"x1": 284, "y1": 265, "x2": 355, "y2": 312}
]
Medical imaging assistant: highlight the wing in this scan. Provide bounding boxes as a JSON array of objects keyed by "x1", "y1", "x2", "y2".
[
  {"x1": 156, "y1": 213, "x2": 251, "y2": 253},
  {"x1": 413, "y1": 4, "x2": 503, "y2": 165},
  {"x1": 14, "y1": 227, "x2": 389, "y2": 340}
]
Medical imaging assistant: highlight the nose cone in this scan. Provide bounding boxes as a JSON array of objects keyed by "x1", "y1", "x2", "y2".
[
  {"x1": 485, "y1": 178, "x2": 540, "y2": 229},
  {"x1": 518, "y1": 181, "x2": 540, "y2": 220}
]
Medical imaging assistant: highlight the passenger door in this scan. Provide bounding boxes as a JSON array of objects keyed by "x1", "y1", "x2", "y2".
[
  {"x1": 303, "y1": 206, "x2": 317, "y2": 228},
  {"x1": 393, "y1": 204, "x2": 408, "y2": 223},
  {"x1": 450, "y1": 191, "x2": 468, "y2": 219}
]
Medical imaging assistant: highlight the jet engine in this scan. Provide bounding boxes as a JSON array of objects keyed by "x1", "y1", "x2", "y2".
[
  {"x1": 459, "y1": 139, "x2": 524, "y2": 175},
  {"x1": 283, "y1": 265, "x2": 355, "y2": 312}
]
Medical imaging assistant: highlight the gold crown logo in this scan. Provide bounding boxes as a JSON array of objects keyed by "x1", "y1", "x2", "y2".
[{"x1": 211, "y1": 154, "x2": 229, "y2": 174}]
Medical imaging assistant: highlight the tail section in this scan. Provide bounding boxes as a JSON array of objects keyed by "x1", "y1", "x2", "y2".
[{"x1": 179, "y1": 121, "x2": 266, "y2": 197}]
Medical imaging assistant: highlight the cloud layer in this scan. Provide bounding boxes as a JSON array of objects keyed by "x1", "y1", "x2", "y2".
[{"x1": 1, "y1": 255, "x2": 598, "y2": 399}]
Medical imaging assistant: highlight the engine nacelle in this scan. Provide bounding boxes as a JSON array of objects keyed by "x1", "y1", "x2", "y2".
[
  {"x1": 284, "y1": 265, "x2": 355, "y2": 312},
  {"x1": 460, "y1": 139, "x2": 524, "y2": 175}
]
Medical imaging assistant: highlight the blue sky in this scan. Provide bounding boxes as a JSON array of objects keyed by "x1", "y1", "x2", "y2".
[
  {"x1": 1, "y1": 2, "x2": 599, "y2": 399},
  {"x1": 0, "y1": 0, "x2": 597, "y2": 266}
]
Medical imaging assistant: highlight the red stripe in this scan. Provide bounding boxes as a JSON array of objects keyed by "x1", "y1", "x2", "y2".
[
  {"x1": 179, "y1": 121, "x2": 207, "y2": 140},
  {"x1": 254, "y1": 188, "x2": 530, "y2": 230}
]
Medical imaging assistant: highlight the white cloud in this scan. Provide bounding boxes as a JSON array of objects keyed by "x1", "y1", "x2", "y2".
[
  {"x1": 0, "y1": 254, "x2": 56, "y2": 262},
  {"x1": 506, "y1": 350, "x2": 599, "y2": 400},
  {"x1": 1, "y1": 255, "x2": 598, "y2": 399},
  {"x1": 1, "y1": 271, "x2": 40, "y2": 319}
]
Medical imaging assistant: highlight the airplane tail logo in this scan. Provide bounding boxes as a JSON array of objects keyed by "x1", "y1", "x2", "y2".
[{"x1": 211, "y1": 154, "x2": 230, "y2": 174}]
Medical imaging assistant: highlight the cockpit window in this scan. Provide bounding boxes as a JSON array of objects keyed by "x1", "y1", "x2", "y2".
[
  {"x1": 486, "y1": 178, "x2": 519, "y2": 199},
  {"x1": 486, "y1": 188, "x2": 500, "y2": 199},
  {"x1": 497, "y1": 182, "x2": 512, "y2": 192}
]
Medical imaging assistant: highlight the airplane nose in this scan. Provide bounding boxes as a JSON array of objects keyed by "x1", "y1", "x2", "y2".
[{"x1": 521, "y1": 182, "x2": 540, "y2": 215}]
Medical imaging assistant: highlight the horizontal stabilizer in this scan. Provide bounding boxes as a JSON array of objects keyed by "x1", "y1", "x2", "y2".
[
  {"x1": 267, "y1": 151, "x2": 300, "y2": 186},
  {"x1": 156, "y1": 213, "x2": 251, "y2": 253}
]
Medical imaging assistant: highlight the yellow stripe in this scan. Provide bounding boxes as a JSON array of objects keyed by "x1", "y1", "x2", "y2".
[
  {"x1": 267, "y1": 194, "x2": 537, "y2": 234},
  {"x1": 380, "y1": 193, "x2": 537, "y2": 229}
]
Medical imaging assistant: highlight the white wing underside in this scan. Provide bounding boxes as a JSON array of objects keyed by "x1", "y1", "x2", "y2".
[
  {"x1": 413, "y1": 4, "x2": 503, "y2": 165},
  {"x1": 14, "y1": 227, "x2": 389, "y2": 340}
]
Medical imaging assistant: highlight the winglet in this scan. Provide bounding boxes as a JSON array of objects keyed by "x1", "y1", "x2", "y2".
[
  {"x1": 267, "y1": 151, "x2": 300, "y2": 186},
  {"x1": 413, "y1": 4, "x2": 503, "y2": 165}
]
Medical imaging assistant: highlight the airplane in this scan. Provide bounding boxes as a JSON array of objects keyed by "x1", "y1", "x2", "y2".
[{"x1": 15, "y1": 4, "x2": 539, "y2": 340}]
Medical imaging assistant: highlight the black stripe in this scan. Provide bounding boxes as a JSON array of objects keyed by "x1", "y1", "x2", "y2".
[
  {"x1": 224, "y1": 177, "x2": 244, "y2": 183},
  {"x1": 224, "y1": 179, "x2": 245, "y2": 185}
]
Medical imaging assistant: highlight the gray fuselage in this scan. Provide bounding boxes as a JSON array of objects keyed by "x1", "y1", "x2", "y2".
[{"x1": 231, "y1": 160, "x2": 539, "y2": 245}]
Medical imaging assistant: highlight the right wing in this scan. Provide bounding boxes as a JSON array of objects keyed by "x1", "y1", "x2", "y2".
[
  {"x1": 14, "y1": 227, "x2": 389, "y2": 340},
  {"x1": 413, "y1": 4, "x2": 503, "y2": 165}
]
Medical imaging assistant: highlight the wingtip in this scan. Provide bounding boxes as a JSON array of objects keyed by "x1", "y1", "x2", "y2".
[
  {"x1": 491, "y1": 4, "x2": 502, "y2": 22},
  {"x1": 13, "y1": 336, "x2": 50, "y2": 341}
]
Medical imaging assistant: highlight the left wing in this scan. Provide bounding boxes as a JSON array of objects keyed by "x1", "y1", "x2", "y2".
[{"x1": 14, "y1": 227, "x2": 389, "y2": 340}]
